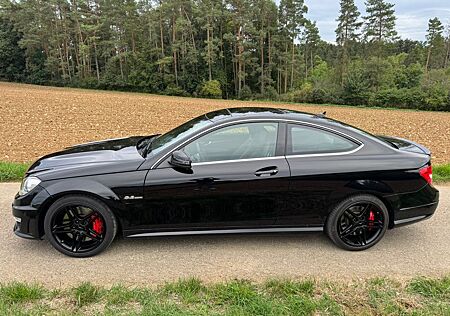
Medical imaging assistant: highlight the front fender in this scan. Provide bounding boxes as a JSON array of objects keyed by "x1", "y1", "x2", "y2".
[{"x1": 43, "y1": 178, "x2": 121, "y2": 202}]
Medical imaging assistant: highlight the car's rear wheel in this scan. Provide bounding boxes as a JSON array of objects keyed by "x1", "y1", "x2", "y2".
[
  {"x1": 325, "y1": 195, "x2": 389, "y2": 251},
  {"x1": 44, "y1": 195, "x2": 117, "y2": 257}
]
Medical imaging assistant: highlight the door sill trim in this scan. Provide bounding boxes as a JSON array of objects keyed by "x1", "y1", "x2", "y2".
[{"x1": 126, "y1": 227, "x2": 323, "y2": 238}]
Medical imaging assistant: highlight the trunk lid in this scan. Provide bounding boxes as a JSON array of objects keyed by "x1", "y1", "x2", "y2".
[{"x1": 376, "y1": 135, "x2": 431, "y2": 156}]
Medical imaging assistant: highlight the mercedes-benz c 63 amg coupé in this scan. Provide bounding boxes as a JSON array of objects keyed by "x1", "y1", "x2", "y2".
[{"x1": 12, "y1": 108, "x2": 439, "y2": 257}]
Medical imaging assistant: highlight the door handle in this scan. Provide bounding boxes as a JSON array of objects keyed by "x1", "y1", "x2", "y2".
[{"x1": 255, "y1": 168, "x2": 278, "y2": 177}]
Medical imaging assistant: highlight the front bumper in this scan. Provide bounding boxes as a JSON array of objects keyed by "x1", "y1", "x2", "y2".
[
  {"x1": 12, "y1": 204, "x2": 42, "y2": 239},
  {"x1": 12, "y1": 185, "x2": 51, "y2": 239}
]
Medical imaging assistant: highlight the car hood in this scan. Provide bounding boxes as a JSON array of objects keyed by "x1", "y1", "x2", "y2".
[{"x1": 27, "y1": 136, "x2": 149, "y2": 179}]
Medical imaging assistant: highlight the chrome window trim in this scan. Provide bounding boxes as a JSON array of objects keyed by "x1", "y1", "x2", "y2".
[
  {"x1": 286, "y1": 143, "x2": 364, "y2": 159},
  {"x1": 151, "y1": 118, "x2": 364, "y2": 169}
]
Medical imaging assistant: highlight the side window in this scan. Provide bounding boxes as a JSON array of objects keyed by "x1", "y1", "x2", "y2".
[
  {"x1": 183, "y1": 122, "x2": 279, "y2": 163},
  {"x1": 287, "y1": 124, "x2": 359, "y2": 155}
]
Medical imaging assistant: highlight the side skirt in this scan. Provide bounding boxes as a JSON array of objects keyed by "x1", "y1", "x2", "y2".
[{"x1": 125, "y1": 227, "x2": 323, "y2": 238}]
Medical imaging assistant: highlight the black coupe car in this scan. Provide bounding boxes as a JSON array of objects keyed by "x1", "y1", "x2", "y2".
[{"x1": 13, "y1": 108, "x2": 439, "y2": 257}]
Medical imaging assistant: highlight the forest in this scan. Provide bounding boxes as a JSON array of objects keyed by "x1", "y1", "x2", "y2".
[{"x1": 0, "y1": 0, "x2": 450, "y2": 111}]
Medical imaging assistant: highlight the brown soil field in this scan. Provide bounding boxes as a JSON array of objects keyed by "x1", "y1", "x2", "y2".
[{"x1": 1, "y1": 81, "x2": 449, "y2": 164}]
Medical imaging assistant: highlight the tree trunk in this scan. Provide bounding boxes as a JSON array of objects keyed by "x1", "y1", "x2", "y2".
[
  {"x1": 425, "y1": 46, "x2": 432, "y2": 73},
  {"x1": 93, "y1": 39, "x2": 100, "y2": 82},
  {"x1": 444, "y1": 39, "x2": 450, "y2": 68},
  {"x1": 260, "y1": 32, "x2": 264, "y2": 94},
  {"x1": 172, "y1": 17, "x2": 178, "y2": 86},
  {"x1": 290, "y1": 39, "x2": 295, "y2": 89},
  {"x1": 284, "y1": 42, "x2": 288, "y2": 93},
  {"x1": 207, "y1": 19, "x2": 212, "y2": 81}
]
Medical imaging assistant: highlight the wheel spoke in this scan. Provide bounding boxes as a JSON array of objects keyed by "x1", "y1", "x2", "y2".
[
  {"x1": 52, "y1": 222, "x2": 72, "y2": 234},
  {"x1": 372, "y1": 220, "x2": 384, "y2": 229},
  {"x1": 361, "y1": 229, "x2": 367, "y2": 246},
  {"x1": 86, "y1": 228, "x2": 103, "y2": 242},
  {"x1": 66, "y1": 207, "x2": 77, "y2": 220},
  {"x1": 359, "y1": 203, "x2": 371, "y2": 219},
  {"x1": 340, "y1": 224, "x2": 359, "y2": 237},
  {"x1": 71, "y1": 233, "x2": 84, "y2": 252},
  {"x1": 344, "y1": 209, "x2": 358, "y2": 221}
]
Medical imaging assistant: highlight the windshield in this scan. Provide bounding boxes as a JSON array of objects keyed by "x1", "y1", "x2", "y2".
[{"x1": 146, "y1": 114, "x2": 212, "y2": 157}]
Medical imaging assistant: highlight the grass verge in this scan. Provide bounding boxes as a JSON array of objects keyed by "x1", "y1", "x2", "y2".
[
  {"x1": 0, "y1": 276, "x2": 449, "y2": 315},
  {"x1": 434, "y1": 164, "x2": 450, "y2": 183},
  {"x1": 0, "y1": 162, "x2": 29, "y2": 182},
  {"x1": 1, "y1": 161, "x2": 450, "y2": 183}
]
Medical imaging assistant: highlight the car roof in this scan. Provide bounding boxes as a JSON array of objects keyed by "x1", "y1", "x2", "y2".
[
  {"x1": 203, "y1": 107, "x2": 379, "y2": 143},
  {"x1": 205, "y1": 107, "x2": 318, "y2": 121}
]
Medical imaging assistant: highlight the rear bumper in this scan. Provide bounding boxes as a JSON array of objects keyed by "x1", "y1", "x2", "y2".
[
  {"x1": 393, "y1": 203, "x2": 438, "y2": 227},
  {"x1": 387, "y1": 184, "x2": 439, "y2": 228}
]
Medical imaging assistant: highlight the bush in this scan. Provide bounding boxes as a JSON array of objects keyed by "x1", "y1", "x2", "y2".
[
  {"x1": 163, "y1": 84, "x2": 188, "y2": 97},
  {"x1": 367, "y1": 87, "x2": 450, "y2": 111},
  {"x1": 239, "y1": 85, "x2": 253, "y2": 100},
  {"x1": 281, "y1": 83, "x2": 339, "y2": 105},
  {"x1": 255, "y1": 86, "x2": 279, "y2": 101},
  {"x1": 198, "y1": 80, "x2": 222, "y2": 99},
  {"x1": 368, "y1": 88, "x2": 426, "y2": 109},
  {"x1": 424, "y1": 87, "x2": 449, "y2": 111}
]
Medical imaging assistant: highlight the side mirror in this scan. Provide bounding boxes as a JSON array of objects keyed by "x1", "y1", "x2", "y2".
[{"x1": 169, "y1": 150, "x2": 192, "y2": 169}]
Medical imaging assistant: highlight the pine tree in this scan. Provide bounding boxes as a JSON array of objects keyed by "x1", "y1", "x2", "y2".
[
  {"x1": 425, "y1": 17, "x2": 445, "y2": 71},
  {"x1": 335, "y1": 0, "x2": 362, "y2": 84},
  {"x1": 278, "y1": 0, "x2": 307, "y2": 92},
  {"x1": 303, "y1": 20, "x2": 320, "y2": 78},
  {"x1": 364, "y1": 0, "x2": 397, "y2": 43},
  {"x1": 445, "y1": 23, "x2": 450, "y2": 68}
]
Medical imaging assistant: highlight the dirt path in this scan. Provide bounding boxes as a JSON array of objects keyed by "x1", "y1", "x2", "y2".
[
  {"x1": 1, "y1": 183, "x2": 449, "y2": 287},
  {"x1": 1, "y1": 82, "x2": 449, "y2": 164}
]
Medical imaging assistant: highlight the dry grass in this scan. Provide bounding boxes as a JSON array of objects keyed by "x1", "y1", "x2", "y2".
[{"x1": 1, "y1": 81, "x2": 449, "y2": 164}]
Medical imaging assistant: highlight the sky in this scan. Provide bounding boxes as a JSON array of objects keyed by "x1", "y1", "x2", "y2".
[{"x1": 303, "y1": 0, "x2": 450, "y2": 43}]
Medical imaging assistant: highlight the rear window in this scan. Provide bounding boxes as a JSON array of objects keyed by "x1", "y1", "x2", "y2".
[{"x1": 287, "y1": 124, "x2": 359, "y2": 155}]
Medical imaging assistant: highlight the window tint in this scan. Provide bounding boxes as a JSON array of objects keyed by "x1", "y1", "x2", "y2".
[
  {"x1": 288, "y1": 124, "x2": 358, "y2": 155},
  {"x1": 184, "y1": 122, "x2": 278, "y2": 163},
  {"x1": 147, "y1": 115, "x2": 212, "y2": 157}
]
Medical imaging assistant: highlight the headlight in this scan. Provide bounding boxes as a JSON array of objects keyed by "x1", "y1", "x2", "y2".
[{"x1": 18, "y1": 176, "x2": 41, "y2": 196}]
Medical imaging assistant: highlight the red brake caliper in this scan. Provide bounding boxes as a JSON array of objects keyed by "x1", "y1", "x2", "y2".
[
  {"x1": 91, "y1": 215, "x2": 104, "y2": 236},
  {"x1": 368, "y1": 210, "x2": 375, "y2": 231}
]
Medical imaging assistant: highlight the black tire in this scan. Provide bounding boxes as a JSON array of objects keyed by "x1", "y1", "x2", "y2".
[
  {"x1": 44, "y1": 195, "x2": 117, "y2": 257},
  {"x1": 325, "y1": 194, "x2": 389, "y2": 251}
]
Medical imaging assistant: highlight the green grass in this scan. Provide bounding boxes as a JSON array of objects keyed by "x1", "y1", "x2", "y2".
[
  {"x1": 0, "y1": 161, "x2": 29, "y2": 182},
  {"x1": 434, "y1": 164, "x2": 450, "y2": 183},
  {"x1": 2, "y1": 161, "x2": 450, "y2": 183},
  {"x1": 0, "y1": 277, "x2": 449, "y2": 315}
]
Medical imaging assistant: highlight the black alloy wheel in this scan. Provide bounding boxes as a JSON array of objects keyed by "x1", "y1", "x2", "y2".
[
  {"x1": 326, "y1": 195, "x2": 389, "y2": 251},
  {"x1": 44, "y1": 195, "x2": 117, "y2": 257}
]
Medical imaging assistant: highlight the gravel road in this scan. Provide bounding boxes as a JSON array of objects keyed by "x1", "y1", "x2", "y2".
[{"x1": 1, "y1": 182, "x2": 449, "y2": 287}]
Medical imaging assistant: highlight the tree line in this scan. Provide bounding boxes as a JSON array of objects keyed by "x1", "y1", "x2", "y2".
[{"x1": 1, "y1": 0, "x2": 450, "y2": 111}]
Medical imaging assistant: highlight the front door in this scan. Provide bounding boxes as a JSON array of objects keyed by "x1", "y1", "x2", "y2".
[{"x1": 134, "y1": 121, "x2": 291, "y2": 233}]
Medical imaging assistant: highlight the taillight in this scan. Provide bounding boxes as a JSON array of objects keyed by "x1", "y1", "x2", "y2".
[{"x1": 419, "y1": 165, "x2": 433, "y2": 184}]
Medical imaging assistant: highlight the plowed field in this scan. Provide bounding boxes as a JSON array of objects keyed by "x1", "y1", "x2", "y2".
[{"x1": 1, "y1": 82, "x2": 449, "y2": 163}]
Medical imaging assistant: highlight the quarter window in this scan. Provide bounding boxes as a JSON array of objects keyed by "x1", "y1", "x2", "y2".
[
  {"x1": 287, "y1": 124, "x2": 359, "y2": 155},
  {"x1": 183, "y1": 122, "x2": 278, "y2": 163}
]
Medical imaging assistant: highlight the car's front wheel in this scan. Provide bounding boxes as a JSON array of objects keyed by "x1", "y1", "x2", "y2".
[
  {"x1": 325, "y1": 194, "x2": 389, "y2": 251},
  {"x1": 44, "y1": 195, "x2": 117, "y2": 257}
]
